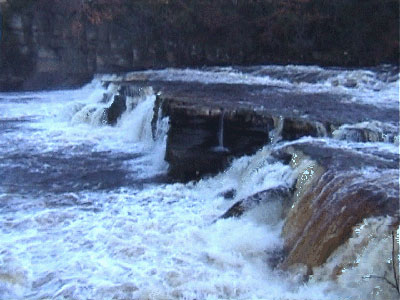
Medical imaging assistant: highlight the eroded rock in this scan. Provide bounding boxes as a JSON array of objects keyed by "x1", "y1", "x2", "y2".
[{"x1": 273, "y1": 141, "x2": 399, "y2": 272}]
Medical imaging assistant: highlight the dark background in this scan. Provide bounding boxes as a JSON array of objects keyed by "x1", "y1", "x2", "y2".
[{"x1": 0, "y1": 0, "x2": 398, "y2": 91}]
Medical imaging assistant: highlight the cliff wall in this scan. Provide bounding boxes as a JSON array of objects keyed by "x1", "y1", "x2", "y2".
[{"x1": 0, "y1": 0, "x2": 398, "y2": 91}]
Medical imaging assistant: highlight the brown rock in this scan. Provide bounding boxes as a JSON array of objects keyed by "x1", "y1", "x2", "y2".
[{"x1": 276, "y1": 142, "x2": 399, "y2": 271}]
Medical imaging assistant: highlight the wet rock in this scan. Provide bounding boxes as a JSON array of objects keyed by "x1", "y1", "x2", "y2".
[
  {"x1": 281, "y1": 118, "x2": 319, "y2": 140},
  {"x1": 220, "y1": 189, "x2": 236, "y2": 200},
  {"x1": 219, "y1": 186, "x2": 293, "y2": 220},
  {"x1": 162, "y1": 96, "x2": 270, "y2": 181},
  {"x1": 333, "y1": 121, "x2": 398, "y2": 143},
  {"x1": 219, "y1": 200, "x2": 246, "y2": 219},
  {"x1": 105, "y1": 95, "x2": 127, "y2": 125},
  {"x1": 273, "y1": 141, "x2": 399, "y2": 271},
  {"x1": 343, "y1": 79, "x2": 358, "y2": 88},
  {"x1": 151, "y1": 94, "x2": 163, "y2": 139}
]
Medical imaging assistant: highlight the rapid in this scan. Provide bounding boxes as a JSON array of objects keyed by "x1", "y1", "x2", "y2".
[{"x1": 0, "y1": 65, "x2": 398, "y2": 300}]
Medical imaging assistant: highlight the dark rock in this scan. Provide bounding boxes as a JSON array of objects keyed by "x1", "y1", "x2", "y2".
[
  {"x1": 343, "y1": 79, "x2": 358, "y2": 88},
  {"x1": 163, "y1": 100, "x2": 270, "y2": 181},
  {"x1": 219, "y1": 200, "x2": 246, "y2": 219},
  {"x1": 221, "y1": 189, "x2": 236, "y2": 200},
  {"x1": 281, "y1": 118, "x2": 319, "y2": 140},
  {"x1": 219, "y1": 186, "x2": 293, "y2": 220},
  {"x1": 105, "y1": 95, "x2": 127, "y2": 125},
  {"x1": 151, "y1": 94, "x2": 163, "y2": 140}
]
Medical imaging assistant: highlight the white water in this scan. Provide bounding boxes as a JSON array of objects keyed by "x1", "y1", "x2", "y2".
[
  {"x1": 103, "y1": 64, "x2": 399, "y2": 109},
  {"x1": 0, "y1": 66, "x2": 399, "y2": 300}
]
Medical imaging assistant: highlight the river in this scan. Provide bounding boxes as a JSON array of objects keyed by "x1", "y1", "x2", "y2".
[{"x1": 0, "y1": 65, "x2": 398, "y2": 299}]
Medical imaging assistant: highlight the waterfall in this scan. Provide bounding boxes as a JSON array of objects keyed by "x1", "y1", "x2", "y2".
[
  {"x1": 118, "y1": 91, "x2": 170, "y2": 172},
  {"x1": 213, "y1": 110, "x2": 229, "y2": 152},
  {"x1": 149, "y1": 100, "x2": 170, "y2": 172},
  {"x1": 67, "y1": 81, "x2": 170, "y2": 172},
  {"x1": 315, "y1": 122, "x2": 328, "y2": 137},
  {"x1": 120, "y1": 94, "x2": 156, "y2": 145},
  {"x1": 270, "y1": 116, "x2": 284, "y2": 144},
  {"x1": 68, "y1": 81, "x2": 113, "y2": 126}
]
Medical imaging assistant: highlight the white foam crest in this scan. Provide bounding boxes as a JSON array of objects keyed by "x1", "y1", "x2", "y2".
[
  {"x1": 119, "y1": 68, "x2": 294, "y2": 89},
  {"x1": 70, "y1": 104, "x2": 107, "y2": 126},
  {"x1": 275, "y1": 135, "x2": 400, "y2": 157},
  {"x1": 0, "y1": 88, "x2": 94, "y2": 121},
  {"x1": 113, "y1": 91, "x2": 170, "y2": 174},
  {"x1": 295, "y1": 68, "x2": 399, "y2": 108},
  {"x1": 312, "y1": 216, "x2": 399, "y2": 300},
  {"x1": 0, "y1": 159, "x2": 341, "y2": 300},
  {"x1": 196, "y1": 145, "x2": 295, "y2": 202},
  {"x1": 119, "y1": 94, "x2": 156, "y2": 145},
  {"x1": 100, "y1": 65, "x2": 399, "y2": 108},
  {"x1": 64, "y1": 81, "x2": 111, "y2": 126}
]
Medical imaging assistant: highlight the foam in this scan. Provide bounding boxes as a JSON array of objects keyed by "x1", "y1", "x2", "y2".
[
  {"x1": 312, "y1": 217, "x2": 399, "y2": 300},
  {"x1": 101, "y1": 65, "x2": 399, "y2": 108}
]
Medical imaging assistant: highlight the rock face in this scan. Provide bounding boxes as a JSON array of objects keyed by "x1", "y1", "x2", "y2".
[
  {"x1": 271, "y1": 141, "x2": 399, "y2": 272},
  {"x1": 0, "y1": 0, "x2": 398, "y2": 91},
  {"x1": 160, "y1": 96, "x2": 271, "y2": 181},
  {"x1": 115, "y1": 79, "x2": 398, "y2": 182}
]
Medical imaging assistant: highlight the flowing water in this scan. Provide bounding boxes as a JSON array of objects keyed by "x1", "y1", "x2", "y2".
[{"x1": 0, "y1": 65, "x2": 398, "y2": 299}]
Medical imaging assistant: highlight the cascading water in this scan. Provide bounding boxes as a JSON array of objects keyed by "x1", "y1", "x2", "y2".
[
  {"x1": 270, "y1": 116, "x2": 284, "y2": 144},
  {"x1": 212, "y1": 110, "x2": 229, "y2": 153},
  {"x1": 0, "y1": 65, "x2": 398, "y2": 300},
  {"x1": 69, "y1": 84, "x2": 169, "y2": 174}
]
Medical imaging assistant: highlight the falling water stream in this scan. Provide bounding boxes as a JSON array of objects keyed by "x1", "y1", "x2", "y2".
[{"x1": 213, "y1": 110, "x2": 229, "y2": 153}]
